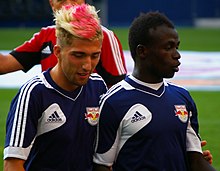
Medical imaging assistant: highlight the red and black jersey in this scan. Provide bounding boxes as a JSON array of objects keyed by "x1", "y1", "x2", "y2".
[{"x1": 11, "y1": 25, "x2": 127, "y2": 86}]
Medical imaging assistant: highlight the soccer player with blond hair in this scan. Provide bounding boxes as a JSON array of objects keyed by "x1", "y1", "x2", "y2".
[{"x1": 4, "y1": 4, "x2": 107, "y2": 171}]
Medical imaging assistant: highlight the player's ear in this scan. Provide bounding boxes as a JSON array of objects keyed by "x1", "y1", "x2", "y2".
[
  {"x1": 136, "y1": 44, "x2": 147, "y2": 58},
  {"x1": 53, "y1": 45, "x2": 61, "y2": 59}
]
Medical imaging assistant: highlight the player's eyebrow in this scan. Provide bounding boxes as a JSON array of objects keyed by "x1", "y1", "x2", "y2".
[{"x1": 167, "y1": 39, "x2": 180, "y2": 46}]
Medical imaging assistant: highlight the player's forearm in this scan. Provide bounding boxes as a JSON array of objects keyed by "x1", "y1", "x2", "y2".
[
  {"x1": 187, "y1": 152, "x2": 216, "y2": 171},
  {"x1": 4, "y1": 158, "x2": 25, "y2": 171},
  {"x1": 0, "y1": 53, "x2": 23, "y2": 74},
  {"x1": 93, "y1": 163, "x2": 112, "y2": 171}
]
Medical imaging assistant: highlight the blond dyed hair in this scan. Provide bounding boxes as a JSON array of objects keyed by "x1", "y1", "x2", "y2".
[{"x1": 54, "y1": 4, "x2": 103, "y2": 47}]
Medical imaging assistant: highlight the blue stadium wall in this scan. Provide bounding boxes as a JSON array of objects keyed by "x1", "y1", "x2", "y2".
[
  {"x1": 107, "y1": 0, "x2": 220, "y2": 27},
  {"x1": 0, "y1": 0, "x2": 53, "y2": 27},
  {"x1": 0, "y1": 0, "x2": 219, "y2": 27}
]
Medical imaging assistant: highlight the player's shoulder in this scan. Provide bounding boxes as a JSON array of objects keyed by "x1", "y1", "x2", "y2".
[
  {"x1": 101, "y1": 25, "x2": 115, "y2": 35},
  {"x1": 29, "y1": 25, "x2": 56, "y2": 41},
  {"x1": 100, "y1": 25, "x2": 122, "y2": 46},
  {"x1": 18, "y1": 74, "x2": 45, "y2": 97},
  {"x1": 101, "y1": 25, "x2": 112, "y2": 32},
  {"x1": 89, "y1": 73, "x2": 107, "y2": 86},
  {"x1": 87, "y1": 73, "x2": 108, "y2": 94},
  {"x1": 90, "y1": 73, "x2": 104, "y2": 81},
  {"x1": 100, "y1": 80, "x2": 127, "y2": 103},
  {"x1": 38, "y1": 25, "x2": 56, "y2": 35},
  {"x1": 165, "y1": 81, "x2": 192, "y2": 97},
  {"x1": 166, "y1": 81, "x2": 188, "y2": 91},
  {"x1": 41, "y1": 25, "x2": 55, "y2": 31}
]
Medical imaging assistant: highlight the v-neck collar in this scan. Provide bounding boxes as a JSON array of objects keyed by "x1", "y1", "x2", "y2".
[{"x1": 43, "y1": 69, "x2": 83, "y2": 101}]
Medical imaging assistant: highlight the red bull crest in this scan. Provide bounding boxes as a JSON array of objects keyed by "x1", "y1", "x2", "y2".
[
  {"x1": 85, "y1": 107, "x2": 100, "y2": 126},
  {"x1": 174, "y1": 105, "x2": 188, "y2": 123}
]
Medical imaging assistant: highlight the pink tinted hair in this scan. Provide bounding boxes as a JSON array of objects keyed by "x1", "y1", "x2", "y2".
[{"x1": 54, "y1": 4, "x2": 102, "y2": 40}]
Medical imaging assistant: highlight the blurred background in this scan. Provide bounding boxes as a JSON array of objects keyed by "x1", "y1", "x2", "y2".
[
  {"x1": 0, "y1": 0, "x2": 220, "y2": 27},
  {"x1": 0, "y1": 0, "x2": 220, "y2": 170}
]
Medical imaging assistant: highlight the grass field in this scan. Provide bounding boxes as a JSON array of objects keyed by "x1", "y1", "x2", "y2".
[
  {"x1": 112, "y1": 27, "x2": 220, "y2": 51},
  {"x1": 0, "y1": 89, "x2": 219, "y2": 170},
  {"x1": 1, "y1": 27, "x2": 220, "y2": 51},
  {"x1": 0, "y1": 27, "x2": 220, "y2": 170}
]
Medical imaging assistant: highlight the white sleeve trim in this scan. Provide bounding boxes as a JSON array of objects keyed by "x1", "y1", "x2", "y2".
[
  {"x1": 4, "y1": 145, "x2": 32, "y2": 160},
  {"x1": 186, "y1": 121, "x2": 202, "y2": 154},
  {"x1": 93, "y1": 153, "x2": 114, "y2": 167},
  {"x1": 93, "y1": 130, "x2": 119, "y2": 166}
]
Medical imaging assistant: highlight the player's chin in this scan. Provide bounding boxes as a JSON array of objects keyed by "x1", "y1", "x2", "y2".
[
  {"x1": 164, "y1": 72, "x2": 176, "y2": 79},
  {"x1": 77, "y1": 78, "x2": 90, "y2": 86}
]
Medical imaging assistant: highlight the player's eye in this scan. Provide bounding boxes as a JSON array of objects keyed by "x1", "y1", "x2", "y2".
[
  {"x1": 72, "y1": 52, "x2": 85, "y2": 58},
  {"x1": 91, "y1": 53, "x2": 100, "y2": 59},
  {"x1": 56, "y1": 0, "x2": 65, "y2": 4},
  {"x1": 165, "y1": 45, "x2": 172, "y2": 51}
]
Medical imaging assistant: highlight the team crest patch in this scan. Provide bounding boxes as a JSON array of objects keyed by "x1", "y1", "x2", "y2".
[
  {"x1": 85, "y1": 107, "x2": 100, "y2": 126},
  {"x1": 174, "y1": 105, "x2": 188, "y2": 123}
]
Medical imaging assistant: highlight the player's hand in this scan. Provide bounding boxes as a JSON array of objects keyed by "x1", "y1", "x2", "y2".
[{"x1": 201, "y1": 140, "x2": 213, "y2": 164}]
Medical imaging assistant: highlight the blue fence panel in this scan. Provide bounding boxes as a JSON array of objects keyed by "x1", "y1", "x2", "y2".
[
  {"x1": 0, "y1": 0, "x2": 53, "y2": 27},
  {"x1": 107, "y1": 0, "x2": 194, "y2": 27},
  {"x1": 0, "y1": 0, "x2": 219, "y2": 27},
  {"x1": 196, "y1": 0, "x2": 220, "y2": 18}
]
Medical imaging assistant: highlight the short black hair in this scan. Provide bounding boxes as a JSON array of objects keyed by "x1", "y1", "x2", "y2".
[{"x1": 128, "y1": 11, "x2": 175, "y2": 59}]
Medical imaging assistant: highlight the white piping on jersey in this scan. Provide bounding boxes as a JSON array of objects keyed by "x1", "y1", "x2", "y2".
[
  {"x1": 53, "y1": 86, "x2": 83, "y2": 102},
  {"x1": 99, "y1": 82, "x2": 123, "y2": 109},
  {"x1": 10, "y1": 77, "x2": 42, "y2": 147},
  {"x1": 166, "y1": 80, "x2": 187, "y2": 90},
  {"x1": 101, "y1": 26, "x2": 126, "y2": 75},
  {"x1": 42, "y1": 72, "x2": 105, "y2": 102},
  {"x1": 98, "y1": 81, "x2": 124, "y2": 109},
  {"x1": 135, "y1": 87, "x2": 165, "y2": 98},
  {"x1": 128, "y1": 75, "x2": 166, "y2": 98},
  {"x1": 90, "y1": 73, "x2": 108, "y2": 90},
  {"x1": 129, "y1": 75, "x2": 163, "y2": 90},
  {"x1": 90, "y1": 73, "x2": 106, "y2": 81},
  {"x1": 95, "y1": 83, "x2": 124, "y2": 151},
  {"x1": 40, "y1": 72, "x2": 83, "y2": 102}
]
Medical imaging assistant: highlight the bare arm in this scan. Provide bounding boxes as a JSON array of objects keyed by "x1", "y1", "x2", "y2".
[
  {"x1": 187, "y1": 152, "x2": 216, "y2": 171},
  {"x1": 4, "y1": 158, "x2": 25, "y2": 171},
  {"x1": 0, "y1": 53, "x2": 24, "y2": 74},
  {"x1": 93, "y1": 163, "x2": 111, "y2": 171}
]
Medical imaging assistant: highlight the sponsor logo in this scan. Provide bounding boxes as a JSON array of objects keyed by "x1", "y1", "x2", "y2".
[
  {"x1": 42, "y1": 45, "x2": 52, "y2": 54},
  {"x1": 37, "y1": 103, "x2": 66, "y2": 136},
  {"x1": 131, "y1": 111, "x2": 146, "y2": 123},
  {"x1": 174, "y1": 105, "x2": 188, "y2": 123},
  {"x1": 85, "y1": 107, "x2": 100, "y2": 126},
  {"x1": 47, "y1": 111, "x2": 62, "y2": 122}
]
